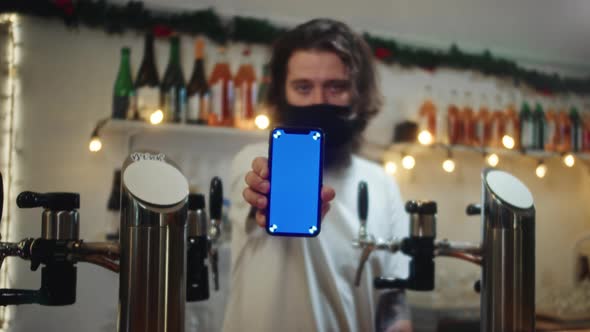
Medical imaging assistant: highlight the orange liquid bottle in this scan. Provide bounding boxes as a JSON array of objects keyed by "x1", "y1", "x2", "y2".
[
  {"x1": 447, "y1": 90, "x2": 462, "y2": 145},
  {"x1": 490, "y1": 112, "x2": 506, "y2": 148},
  {"x1": 463, "y1": 109, "x2": 476, "y2": 146},
  {"x1": 544, "y1": 97, "x2": 559, "y2": 152},
  {"x1": 504, "y1": 92, "x2": 520, "y2": 149},
  {"x1": 418, "y1": 85, "x2": 437, "y2": 143},
  {"x1": 489, "y1": 95, "x2": 506, "y2": 148},
  {"x1": 208, "y1": 47, "x2": 234, "y2": 127},
  {"x1": 461, "y1": 91, "x2": 476, "y2": 146},
  {"x1": 557, "y1": 98, "x2": 572, "y2": 152},
  {"x1": 234, "y1": 48, "x2": 257, "y2": 130},
  {"x1": 475, "y1": 94, "x2": 491, "y2": 147}
]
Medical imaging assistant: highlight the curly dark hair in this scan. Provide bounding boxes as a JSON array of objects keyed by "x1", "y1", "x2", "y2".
[{"x1": 266, "y1": 18, "x2": 382, "y2": 135}]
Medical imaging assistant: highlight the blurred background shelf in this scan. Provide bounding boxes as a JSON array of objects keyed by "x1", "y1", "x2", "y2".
[{"x1": 100, "y1": 119, "x2": 268, "y2": 142}]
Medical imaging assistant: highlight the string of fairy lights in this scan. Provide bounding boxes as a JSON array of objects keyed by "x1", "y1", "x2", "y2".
[
  {"x1": 89, "y1": 108, "x2": 582, "y2": 180},
  {"x1": 382, "y1": 128, "x2": 583, "y2": 179},
  {"x1": 0, "y1": 13, "x2": 18, "y2": 329}
]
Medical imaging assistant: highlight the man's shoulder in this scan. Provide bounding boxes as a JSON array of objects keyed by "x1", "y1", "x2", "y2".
[
  {"x1": 349, "y1": 155, "x2": 402, "y2": 194},
  {"x1": 351, "y1": 155, "x2": 387, "y2": 177},
  {"x1": 234, "y1": 142, "x2": 268, "y2": 164}
]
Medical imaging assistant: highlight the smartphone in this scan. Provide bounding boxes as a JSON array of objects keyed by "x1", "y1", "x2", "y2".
[{"x1": 266, "y1": 127, "x2": 324, "y2": 237}]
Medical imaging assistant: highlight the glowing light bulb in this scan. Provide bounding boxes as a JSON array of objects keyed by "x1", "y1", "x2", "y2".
[
  {"x1": 89, "y1": 137, "x2": 102, "y2": 152},
  {"x1": 384, "y1": 161, "x2": 397, "y2": 175},
  {"x1": 255, "y1": 114, "x2": 270, "y2": 130},
  {"x1": 487, "y1": 153, "x2": 499, "y2": 167},
  {"x1": 417, "y1": 130, "x2": 433, "y2": 145},
  {"x1": 442, "y1": 159, "x2": 455, "y2": 173},
  {"x1": 502, "y1": 135, "x2": 515, "y2": 150},
  {"x1": 150, "y1": 109, "x2": 164, "y2": 125},
  {"x1": 401, "y1": 155, "x2": 416, "y2": 170},
  {"x1": 563, "y1": 153, "x2": 575, "y2": 168},
  {"x1": 535, "y1": 163, "x2": 547, "y2": 178}
]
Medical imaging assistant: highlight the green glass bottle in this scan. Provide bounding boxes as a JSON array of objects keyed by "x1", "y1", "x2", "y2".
[
  {"x1": 519, "y1": 101, "x2": 534, "y2": 149},
  {"x1": 186, "y1": 37, "x2": 210, "y2": 125},
  {"x1": 112, "y1": 47, "x2": 135, "y2": 119},
  {"x1": 533, "y1": 102, "x2": 545, "y2": 150},
  {"x1": 570, "y1": 106, "x2": 582, "y2": 152},
  {"x1": 135, "y1": 34, "x2": 160, "y2": 121},
  {"x1": 257, "y1": 63, "x2": 270, "y2": 109},
  {"x1": 161, "y1": 36, "x2": 187, "y2": 123}
]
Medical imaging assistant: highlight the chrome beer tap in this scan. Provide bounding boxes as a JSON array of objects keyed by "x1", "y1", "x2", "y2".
[
  {"x1": 187, "y1": 193, "x2": 210, "y2": 301},
  {"x1": 186, "y1": 176, "x2": 225, "y2": 300},
  {"x1": 0, "y1": 153, "x2": 226, "y2": 331},
  {"x1": 208, "y1": 177, "x2": 223, "y2": 291},
  {"x1": 353, "y1": 181, "x2": 372, "y2": 286},
  {"x1": 353, "y1": 181, "x2": 402, "y2": 286},
  {"x1": 353, "y1": 169, "x2": 535, "y2": 332},
  {"x1": 352, "y1": 187, "x2": 482, "y2": 289}
]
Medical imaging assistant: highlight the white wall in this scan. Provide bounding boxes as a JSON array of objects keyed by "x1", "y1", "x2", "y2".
[
  {"x1": 1, "y1": 14, "x2": 589, "y2": 331},
  {"x1": 113, "y1": 0, "x2": 590, "y2": 73}
]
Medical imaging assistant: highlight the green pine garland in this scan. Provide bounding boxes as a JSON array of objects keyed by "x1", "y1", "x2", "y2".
[{"x1": 2, "y1": 0, "x2": 589, "y2": 94}]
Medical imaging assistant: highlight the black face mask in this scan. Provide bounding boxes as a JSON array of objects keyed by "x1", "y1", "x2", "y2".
[{"x1": 274, "y1": 104, "x2": 358, "y2": 149}]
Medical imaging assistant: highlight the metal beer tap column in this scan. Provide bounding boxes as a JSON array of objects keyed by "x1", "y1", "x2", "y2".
[
  {"x1": 207, "y1": 177, "x2": 223, "y2": 291},
  {"x1": 186, "y1": 176, "x2": 223, "y2": 301},
  {"x1": 0, "y1": 153, "x2": 225, "y2": 331},
  {"x1": 352, "y1": 169, "x2": 536, "y2": 332}
]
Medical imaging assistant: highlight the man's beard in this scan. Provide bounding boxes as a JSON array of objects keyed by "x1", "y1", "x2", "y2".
[
  {"x1": 323, "y1": 134, "x2": 361, "y2": 170},
  {"x1": 272, "y1": 103, "x2": 364, "y2": 170}
]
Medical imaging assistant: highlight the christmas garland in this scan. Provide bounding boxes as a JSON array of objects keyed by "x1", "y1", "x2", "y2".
[{"x1": 2, "y1": 0, "x2": 590, "y2": 94}]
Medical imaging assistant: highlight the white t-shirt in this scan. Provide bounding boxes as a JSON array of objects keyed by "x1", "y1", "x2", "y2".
[{"x1": 222, "y1": 142, "x2": 410, "y2": 332}]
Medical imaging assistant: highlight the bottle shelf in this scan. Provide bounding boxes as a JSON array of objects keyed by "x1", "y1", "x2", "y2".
[
  {"x1": 100, "y1": 119, "x2": 268, "y2": 140},
  {"x1": 92, "y1": 118, "x2": 269, "y2": 163},
  {"x1": 383, "y1": 142, "x2": 590, "y2": 162}
]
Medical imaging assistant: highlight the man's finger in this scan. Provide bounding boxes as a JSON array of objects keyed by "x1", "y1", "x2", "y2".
[
  {"x1": 321, "y1": 186, "x2": 336, "y2": 203},
  {"x1": 243, "y1": 188, "x2": 267, "y2": 209},
  {"x1": 255, "y1": 210, "x2": 266, "y2": 227},
  {"x1": 245, "y1": 171, "x2": 270, "y2": 194},
  {"x1": 251, "y1": 157, "x2": 269, "y2": 179}
]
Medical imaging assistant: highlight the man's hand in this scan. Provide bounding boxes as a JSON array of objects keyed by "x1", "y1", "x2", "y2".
[
  {"x1": 384, "y1": 319, "x2": 412, "y2": 332},
  {"x1": 242, "y1": 156, "x2": 336, "y2": 228}
]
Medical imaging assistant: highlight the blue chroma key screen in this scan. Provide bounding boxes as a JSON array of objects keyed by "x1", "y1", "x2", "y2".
[{"x1": 267, "y1": 128, "x2": 323, "y2": 236}]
